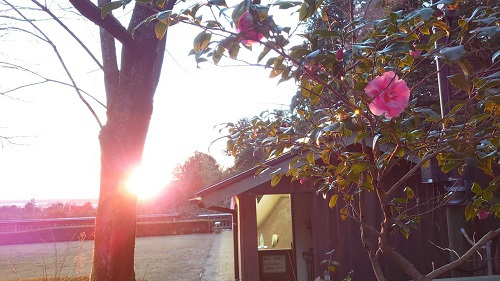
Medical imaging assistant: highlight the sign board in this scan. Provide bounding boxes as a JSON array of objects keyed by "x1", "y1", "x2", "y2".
[
  {"x1": 262, "y1": 255, "x2": 287, "y2": 273},
  {"x1": 259, "y1": 249, "x2": 294, "y2": 281}
]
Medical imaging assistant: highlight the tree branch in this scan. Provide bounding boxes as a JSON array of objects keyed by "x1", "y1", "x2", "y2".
[
  {"x1": 98, "y1": 0, "x2": 119, "y2": 106},
  {"x1": 68, "y1": 0, "x2": 135, "y2": 47},
  {"x1": 31, "y1": 0, "x2": 103, "y2": 70},
  {"x1": 386, "y1": 148, "x2": 447, "y2": 197},
  {"x1": 5, "y1": 1, "x2": 103, "y2": 128},
  {"x1": 425, "y1": 227, "x2": 500, "y2": 281}
]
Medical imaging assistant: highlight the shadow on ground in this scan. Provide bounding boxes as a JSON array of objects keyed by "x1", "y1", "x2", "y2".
[{"x1": 0, "y1": 230, "x2": 234, "y2": 281}]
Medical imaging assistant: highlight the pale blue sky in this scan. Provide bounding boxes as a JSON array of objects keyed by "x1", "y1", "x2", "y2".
[{"x1": 0, "y1": 0, "x2": 300, "y2": 200}]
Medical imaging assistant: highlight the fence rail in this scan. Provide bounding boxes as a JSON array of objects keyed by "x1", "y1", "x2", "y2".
[
  {"x1": 0, "y1": 213, "x2": 234, "y2": 234},
  {"x1": 197, "y1": 213, "x2": 233, "y2": 230},
  {"x1": 0, "y1": 214, "x2": 180, "y2": 233}
]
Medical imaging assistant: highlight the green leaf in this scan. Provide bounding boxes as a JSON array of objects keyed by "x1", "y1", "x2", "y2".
[
  {"x1": 300, "y1": 78, "x2": 312, "y2": 97},
  {"x1": 257, "y1": 47, "x2": 271, "y2": 63},
  {"x1": 471, "y1": 182, "x2": 482, "y2": 195},
  {"x1": 193, "y1": 31, "x2": 212, "y2": 53},
  {"x1": 311, "y1": 29, "x2": 340, "y2": 39},
  {"x1": 323, "y1": 122, "x2": 340, "y2": 132},
  {"x1": 156, "y1": 0, "x2": 166, "y2": 8},
  {"x1": 232, "y1": 0, "x2": 251, "y2": 25},
  {"x1": 492, "y1": 50, "x2": 500, "y2": 63},
  {"x1": 156, "y1": 10, "x2": 172, "y2": 24},
  {"x1": 155, "y1": 21, "x2": 169, "y2": 39},
  {"x1": 465, "y1": 205, "x2": 478, "y2": 221},
  {"x1": 329, "y1": 195, "x2": 339, "y2": 209},
  {"x1": 320, "y1": 147, "x2": 331, "y2": 164},
  {"x1": 419, "y1": 8, "x2": 434, "y2": 21},
  {"x1": 310, "y1": 84, "x2": 323, "y2": 105},
  {"x1": 441, "y1": 161, "x2": 461, "y2": 173},
  {"x1": 342, "y1": 118, "x2": 363, "y2": 131},
  {"x1": 440, "y1": 45, "x2": 464, "y2": 63},
  {"x1": 101, "y1": 1, "x2": 123, "y2": 19},
  {"x1": 354, "y1": 132, "x2": 370, "y2": 144},
  {"x1": 340, "y1": 206, "x2": 348, "y2": 220},
  {"x1": 270, "y1": 173, "x2": 283, "y2": 187},
  {"x1": 360, "y1": 182, "x2": 374, "y2": 191},
  {"x1": 307, "y1": 152, "x2": 315, "y2": 164},
  {"x1": 448, "y1": 73, "x2": 471, "y2": 93},
  {"x1": 404, "y1": 186, "x2": 414, "y2": 199},
  {"x1": 208, "y1": 0, "x2": 227, "y2": 7},
  {"x1": 351, "y1": 162, "x2": 370, "y2": 173},
  {"x1": 299, "y1": 1, "x2": 315, "y2": 22},
  {"x1": 213, "y1": 44, "x2": 225, "y2": 65},
  {"x1": 378, "y1": 42, "x2": 413, "y2": 54},
  {"x1": 456, "y1": 58, "x2": 474, "y2": 80},
  {"x1": 276, "y1": 1, "x2": 301, "y2": 9},
  {"x1": 432, "y1": 20, "x2": 450, "y2": 36},
  {"x1": 252, "y1": 4, "x2": 269, "y2": 21},
  {"x1": 433, "y1": 0, "x2": 456, "y2": 5}
]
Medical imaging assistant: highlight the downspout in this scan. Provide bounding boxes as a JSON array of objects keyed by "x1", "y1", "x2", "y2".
[
  {"x1": 197, "y1": 202, "x2": 240, "y2": 281},
  {"x1": 431, "y1": 2, "x2": 472, "y2": 277}
]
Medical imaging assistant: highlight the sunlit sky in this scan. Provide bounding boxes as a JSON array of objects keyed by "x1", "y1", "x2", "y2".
[{"x1": 0, "y1": 1, "x2": 300, "y2": 201}]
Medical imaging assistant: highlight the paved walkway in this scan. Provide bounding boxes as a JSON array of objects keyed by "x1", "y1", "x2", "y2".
[
  {"x1": 200, "y1": 229, "x2": 234, "y2": 281},
  {"x1": 0, "y1": 231, "x2": 234, "y2": 281}
]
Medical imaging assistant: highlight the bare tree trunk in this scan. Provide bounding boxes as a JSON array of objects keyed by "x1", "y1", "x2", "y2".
[{"x1": 68, "y1": 1, "x2": 171, "y2": 280}]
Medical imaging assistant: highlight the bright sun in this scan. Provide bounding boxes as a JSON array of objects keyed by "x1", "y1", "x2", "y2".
[{"x1": 125, "y1": 165, "x2": 166, "y2": 200}]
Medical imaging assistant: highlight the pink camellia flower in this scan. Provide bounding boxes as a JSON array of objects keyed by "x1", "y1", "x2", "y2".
[
  {"x1": 409, "y1": 45, "x2": 421, "y2": 59},
  {"x1": 477, "y1": 210, "x2": 489, "y2": 220},
  {"x1": 364, "y1": 71, "x2": 410, "y2": 119},
  {"x1": 237, "y1": 12, "x2": 263, "y2": 46}
]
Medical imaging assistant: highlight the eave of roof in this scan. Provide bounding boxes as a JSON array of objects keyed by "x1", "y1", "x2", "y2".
[
  {"x1": 194, "y1": 151, "x2": 299, "y2": 207},
  {"x1": 194, "y1": 133, "x2": 418, "y2": 207}
]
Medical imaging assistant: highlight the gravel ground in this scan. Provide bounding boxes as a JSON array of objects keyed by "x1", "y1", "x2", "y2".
[{"x1": 0, "y1": 230, "x2": 234, "y2": 281}]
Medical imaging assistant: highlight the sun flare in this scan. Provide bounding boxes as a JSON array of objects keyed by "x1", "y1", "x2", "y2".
[{"x1": 126, "y1": 166, "x2": 166, "y2": 200}]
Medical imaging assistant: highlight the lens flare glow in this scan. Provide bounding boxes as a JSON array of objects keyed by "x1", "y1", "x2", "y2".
[{"x1": 126, "y1": 166, "x2": 165, "y2": 200}]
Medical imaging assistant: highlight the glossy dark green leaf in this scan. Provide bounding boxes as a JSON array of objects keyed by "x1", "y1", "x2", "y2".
[
  {"x1": 155, "y1": 21, "x2": 169, "y2": 39},
  {"x1": 323, "y1": 122, "x2": 340, "y2": 132},
  {"x1": 156, "y1": 0, "x2": 166, "y2": 8},
  {"x1": 351, "y1": 162, "x2": 370, "y2": 173},
  {"x1": 257, "y1": 47, "x2": 271, "y2": 63},
  {"x1": 419, "y1": 8, "x2": 434, "y2": 21},
  {"x1": 271, "y1": 173, "x2": 283, "y2": 187},
  {"x1": 193, "y1": 31, "x2": 212, "y2": 53},
  {"x1": 232, "y1": 0, "x2": 251, "y2": 25},
  {"x1": 492, "y1": 50, "x2": 500, "y2": 63},
  {"x1": 440, "y1": 45, "x2": 464, "y2": 63},
  {"x1": 378, "y1": 42, "x2": 413, "y2": 54},
  {"x1": 252, "y1": 4, "x2": 269, "y2": 21},
  {"x1": 101, "y1": 1, "x2": 123, "y2": 19},
  {"x1": 448, "y1": 73, "x2": 471, "y2": 93},
  {"x1": 208, "y1": 0, "x2": 227, "y2": 7},
  {"x1": 310, "y1": 84, "x2": 323, "y2": 105},
  {"x1": 312, "y1": 29, "x2": 340, "y2": 39},
  {"x1": 404, "y1": 186, "x2": 414, "y2": 199},
  {"x1": 329, "y1": 195, "x2": 339, "y2": 209}
]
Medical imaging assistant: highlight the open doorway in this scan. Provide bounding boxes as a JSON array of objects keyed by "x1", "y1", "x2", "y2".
[{"x1": 256, "y1": 194, "x2": 295, "y2": 280}]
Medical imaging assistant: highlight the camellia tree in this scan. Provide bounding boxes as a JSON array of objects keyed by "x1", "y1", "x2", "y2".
[{"x1": 102, "y1": 0, "x2": 500, "y2": 279}]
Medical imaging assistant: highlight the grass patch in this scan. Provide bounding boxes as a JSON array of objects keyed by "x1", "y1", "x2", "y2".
[
  {"x1": 1, "y1": 234, "x2": 225, "y2": 281},
  {"x1": 5, "y1": 277, "x2": 87, "y2": 281},
  {"x1": 7, "y1": 276, "x2": 148, "y2": 281}
]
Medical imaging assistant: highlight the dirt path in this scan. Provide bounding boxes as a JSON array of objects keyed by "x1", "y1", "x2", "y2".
[{"x1": 0, "y1": 231, "x2": 234, "y2": 281}]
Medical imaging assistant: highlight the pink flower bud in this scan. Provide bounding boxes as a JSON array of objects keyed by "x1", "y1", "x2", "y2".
[
  {"x1": 299, "y1": 178, "x2": 308, "y2": 184},
  {"x1": 409, "y1": 45, "x2": 421, "y2": 59},
  {"x1": 364, "y1": 71, "x2": 410, "y2": 119},
  {"x1": 336, "y1": 49, "x2": 344, "y2": 60},
  {"x1": 477, "y1": 210, "x2": 489, "y2": 220}
]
